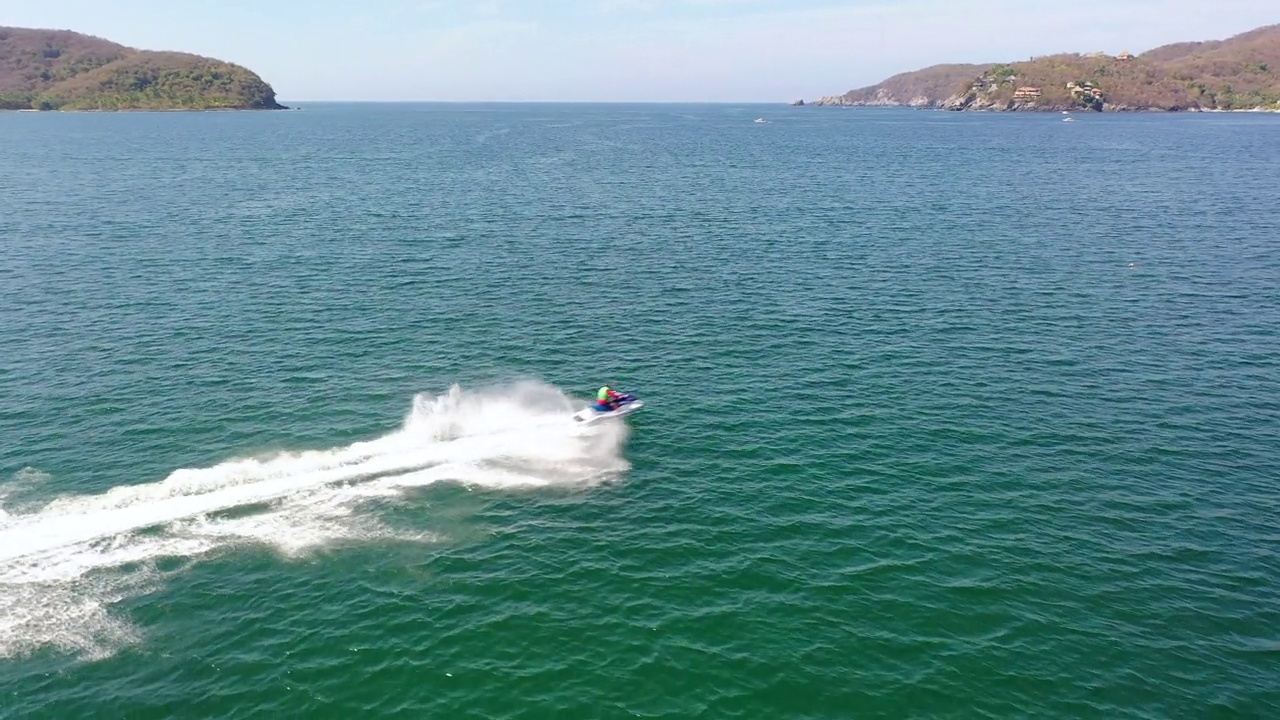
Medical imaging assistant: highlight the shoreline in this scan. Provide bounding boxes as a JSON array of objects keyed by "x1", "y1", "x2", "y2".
[
  {"x1": 803, "y1": 102, "x2": 1280, "y2": 113},
  {"x1": 0, "y1": 106, "x2": 291, "y2": 113}
]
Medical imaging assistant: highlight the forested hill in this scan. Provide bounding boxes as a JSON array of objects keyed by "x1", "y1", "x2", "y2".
[
  {"x1": 0, "y1": 27, "x2": 285, "y2": 111},
  {"x1": 812, "y1": 24, "x2": 1280, "y2": 111}
]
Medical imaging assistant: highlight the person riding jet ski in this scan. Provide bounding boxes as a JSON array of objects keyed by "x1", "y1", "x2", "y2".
[{"x1": 594, "y1": 385, "x2": 625, "y2": 411}]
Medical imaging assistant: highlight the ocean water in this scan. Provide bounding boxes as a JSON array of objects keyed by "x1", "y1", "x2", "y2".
[{"x1": 1, "y1": 104, "x2": 1278, "y2": 718}]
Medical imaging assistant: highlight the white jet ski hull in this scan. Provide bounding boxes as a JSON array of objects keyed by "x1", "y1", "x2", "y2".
[{"x1": 573, "y1": 399, "x2": 644, "y2": 423}]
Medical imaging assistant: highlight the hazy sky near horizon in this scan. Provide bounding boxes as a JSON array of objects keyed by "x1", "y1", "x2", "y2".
[{"x1": 4, "y1": 1, "x2": 1277, "y2": 101}]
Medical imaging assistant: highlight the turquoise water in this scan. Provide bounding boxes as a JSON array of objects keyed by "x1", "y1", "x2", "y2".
[{"x1": 2, "y1": 104, "x2": 1278, "y2": 718}]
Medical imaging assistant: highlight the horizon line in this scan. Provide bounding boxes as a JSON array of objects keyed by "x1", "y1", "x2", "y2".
[{"x1": 278, "y1": 99, "x2": 812, "y2": 105}]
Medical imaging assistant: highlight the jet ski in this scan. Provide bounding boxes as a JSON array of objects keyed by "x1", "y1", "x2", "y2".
[{"x1": 573, "y1": 393, "x2": 644, "y2": 423}]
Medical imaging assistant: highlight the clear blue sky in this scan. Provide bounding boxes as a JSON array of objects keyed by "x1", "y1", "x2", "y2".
[{"x1": 4, "y1": 1, "x2": 1277, "y2": 101}]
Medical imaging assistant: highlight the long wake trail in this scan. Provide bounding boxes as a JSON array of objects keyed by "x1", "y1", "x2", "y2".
[{"x1": 0, "y1": 382, "x2": 629, "y2": 659}]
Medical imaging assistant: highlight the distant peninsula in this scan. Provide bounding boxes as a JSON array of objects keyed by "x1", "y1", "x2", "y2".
[
  {"x1": 0, "y1": 27, "x2": 285, "y2": 111},
  {"x1": 808, "y1": 24, "x2": 1280, "y2": 112}
]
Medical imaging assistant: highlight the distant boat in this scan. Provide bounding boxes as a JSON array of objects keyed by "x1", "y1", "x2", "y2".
[
  {"x1": 1063, "y1": 117, "x2": 1075, "y2": 122},
  {"x1": 754, "y1": 117, "x2": 768, "y2": 123}
]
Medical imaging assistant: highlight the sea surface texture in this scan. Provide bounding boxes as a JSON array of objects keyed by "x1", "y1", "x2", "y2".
[{"x1": 1, "y1": 104, "x2": 1278, "y2": 718}]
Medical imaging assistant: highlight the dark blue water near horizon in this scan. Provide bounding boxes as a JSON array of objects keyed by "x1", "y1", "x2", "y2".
[{"x1": 1, "y1": 103, "x2": 1279, "y2": 718}]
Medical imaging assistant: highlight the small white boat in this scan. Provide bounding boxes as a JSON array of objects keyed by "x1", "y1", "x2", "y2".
[{"x1": 754, "y1": 117, "x2": 768, "y2": 123}]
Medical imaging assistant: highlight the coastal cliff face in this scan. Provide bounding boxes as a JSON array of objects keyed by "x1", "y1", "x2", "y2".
[
  {"x1": 810, "y1": 24, "x2": 1280, "y2": 112},
  {"x1": 0, "y1": 27, "x2": 285, "y2": 111},
  {"x1": 811, "y1": 64, "x2": 984, "y2": 108}
]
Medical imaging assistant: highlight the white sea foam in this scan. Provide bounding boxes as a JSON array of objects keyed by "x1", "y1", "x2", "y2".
[{"x1": 0, "y1": 382, "x2": 629, "y2": 659}]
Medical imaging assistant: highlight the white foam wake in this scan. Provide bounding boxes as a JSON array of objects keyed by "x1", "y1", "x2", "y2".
[{"x1": 0, "y1": 382, "x2": 629, "y2": 660}]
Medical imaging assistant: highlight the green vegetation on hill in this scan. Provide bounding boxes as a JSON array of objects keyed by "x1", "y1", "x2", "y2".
[
  {"x1": 825, "y1": 63, "x2": 987, "y2": 107},
  {"x1": 814, "y1": 24, "x2": 1280, "y2": 111},
  {"x1": 0, "y1": 27, "x2": 284, "y2": 111}
]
